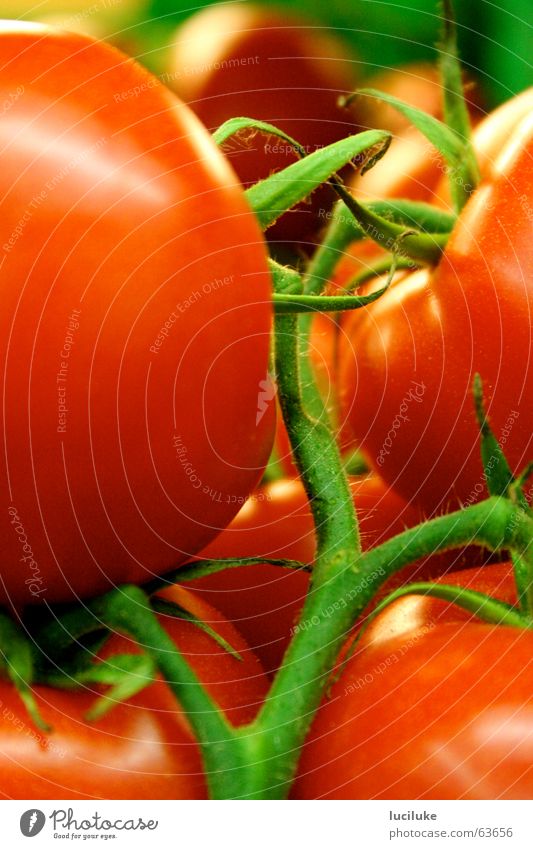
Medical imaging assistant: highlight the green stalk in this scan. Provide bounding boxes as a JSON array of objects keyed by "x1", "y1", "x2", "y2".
[
  {"x1": 333, "y1": 181, "x2": 447, "y2": 265},
  {"x1": 36, "y1": 585, "x2": 250, "y2": 795},
  {"x1": 218, "y1": 307, "x2": 362, "y2": 799}
]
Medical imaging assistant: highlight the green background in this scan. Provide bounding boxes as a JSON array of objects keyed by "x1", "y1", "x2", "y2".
[
  {"x1": 144, "y1": 0, "x2": 532, "y2": 105},
  {"x1": 10, "y1": 0, "x2": 532, "y2": 106}
]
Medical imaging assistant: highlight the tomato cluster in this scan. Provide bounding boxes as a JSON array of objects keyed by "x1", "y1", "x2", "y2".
[{"x1": 0, "y1": 5, "x2": 532, "y2": 804}]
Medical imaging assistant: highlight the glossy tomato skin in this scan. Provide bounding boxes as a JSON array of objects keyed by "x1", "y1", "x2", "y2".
[
  {"x1": 0, "y1": 586, "x2": 268, "y2": 799},
  {"x1": 191, "y1": 474, "x2": 446, "y2": 674},
  {"x1": 169, "y1": 5, "x2": 356, "y2": 244},
  {"x1": 339, "y1": 97, "x2": 533, "y2": 513},
  {"x1": 0, "y1": 25, "x2": 274, "y2": 607},
  {"x1": 293, "y1": 563, "x2": 533, "y2": 800}
]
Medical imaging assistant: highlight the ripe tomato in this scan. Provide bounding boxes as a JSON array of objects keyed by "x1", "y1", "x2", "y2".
[
  {"x1": 0, "y1": 24, "x2": 274, "y2": 607},
  {"x1": 293, "y1": 563, "x2": 533, "y2": 799},
  {"x1": 339, "y1": 92, "x2": 533, "y2": 513},
  {"x1": 168, "y1": 4, "x2": 356, "y2": 244},
  {"x1": 191, "y1": 473, "x2": 480, "y2": 674},
  {"x1": 0, "y1": 586, "x2": 268, "y2": 799}
]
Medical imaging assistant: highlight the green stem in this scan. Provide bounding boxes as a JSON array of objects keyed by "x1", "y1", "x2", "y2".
[
  {"x1": 352, "y1": 497, "x2": 533, "y2": 615},
  {"x1": 226, "y1": 307, "x2": 361, "y2": 799},
  {"x1": 206, "y1": 260, "x2": 363, "y2": 797},
  {"x1": 36, "y1": 585, "x2": 250, "y2": 796},
  {"x1": 333, "y1": 181, "x2": 447, "y2": 265},
  {"x1": 220, "y1": 492, "x2": 533, "y2": 798},
  {"x1": 347, "y1": 255, "x2": 416, "y2": 290},
  {"x1": 439, "y1": 0, "x2": 480, "y2": 210},
  {"x1": 273, "y1": 287, "x2": 391, "y2": 314},
  {"x1": 158, "y1": 557, "x2": 310, "y2": 587}
]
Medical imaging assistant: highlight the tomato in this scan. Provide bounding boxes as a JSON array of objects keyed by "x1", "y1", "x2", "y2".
[
  {"x1": 0, "y1": 586, "x2": 268, "y2": 799},
  {"x1": 293, "y1": 563, "x2": 533, "y2": 800},
  {"x1": 168, "y1": 4, "x2": 356, "y2": 244},
  {"x1": 191, "y1": 473, "x2": 483, "y2": 674},
  {"x1": 339, "y1": 91, "x2": 533, "y2": 513},
  {"x1": 0, "y1": 24, "x2": 274, "y2": 607}
]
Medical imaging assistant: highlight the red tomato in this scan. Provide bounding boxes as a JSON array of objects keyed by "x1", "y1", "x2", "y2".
[
  {"x1": 191, "y1": 473, "x2": 464, "y2": 674},
  {"x1": 169, "y1": 4, "x2": 356, "y2": 244},
  {"x1": 293, "y1": 563, "x2": 533, "y2": 799},
  {"x1": 339, "y1": 92, "x2": 533, "y2": 513},
  {"x1": 0, "y1": 586, "x2": 268, "y2": 799},
  {"x1": 0, "y1": 24, "x2": 274, "y2": 607}
]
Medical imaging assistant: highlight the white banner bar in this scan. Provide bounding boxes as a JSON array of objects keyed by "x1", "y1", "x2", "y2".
[{"x1": 2, "y1": 800, "x2": 531, "y2": 848}]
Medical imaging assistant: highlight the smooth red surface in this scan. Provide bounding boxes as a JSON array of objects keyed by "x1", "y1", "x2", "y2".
[{"x1": 0, "y1": 24, "x2": 274, "y2": 606}]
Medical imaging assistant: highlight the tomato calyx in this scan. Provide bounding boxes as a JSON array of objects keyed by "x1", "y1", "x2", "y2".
[
  {"x1": 438, "y1": 0, "x2": 475, "y2": 151},
  {"x1": 213, "y1": 117, "x2": 306, "y2": 158},
  {"x1": 473, "y1": 375, "x2": 533, "y2": 615},
  {"x1": 342, "y1": 88, "x2": 479, "y2": 215},
  {"x1": 213, "y1": 114, "x2": 394, "y2": 235},
  {"x1": 44, "y1": 652, "x2": 158, "y2": 722},
  {"x1": 358, "y1": 581, "x2": 532, "y2": 648},
  {"x1": 0, "y1": 612, "x2": 49, "y2": 731},
  {"x1": 341, "y1": 0, "x2": 480, "y2": 215}
]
